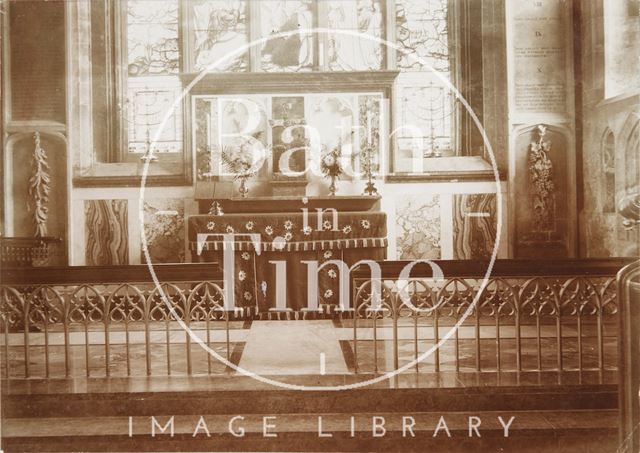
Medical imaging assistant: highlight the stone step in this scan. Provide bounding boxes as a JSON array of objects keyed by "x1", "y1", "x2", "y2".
[
  {"x1": 4, "y1": 383, "x2": 617, "y2": 419},
  {"x1": 1, "y1": 410, "x2": 619, "y2": 453}
]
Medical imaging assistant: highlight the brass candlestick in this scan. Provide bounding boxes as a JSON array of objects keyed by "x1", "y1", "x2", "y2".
[{"x1": 363, "y1": 146, "x2": 378, "y2": 196}]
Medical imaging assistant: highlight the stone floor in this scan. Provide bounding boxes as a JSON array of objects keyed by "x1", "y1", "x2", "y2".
[{"x1": 0, "y1": 320, "x2": 621, "y2": 452}]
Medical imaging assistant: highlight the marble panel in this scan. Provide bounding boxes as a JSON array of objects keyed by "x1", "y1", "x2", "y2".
[
  {"x1": 452, "y1": 193, "x2": 497, "y2": 259},
  {"x1": 395, "y1": 194, "x2": 441, "y2": 259},
  {"x1": 84, "y1": 200, "x2": 129, "y2": 266},
  {"x1": 141, "y1": 198, "x2": 185, "y2": 264}
]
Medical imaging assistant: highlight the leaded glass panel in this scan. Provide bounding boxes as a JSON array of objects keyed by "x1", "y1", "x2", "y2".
[
  {"x1": 260, "y1": 0, "x2": 314, "y2": 72},
  {"x1": 127, "y1": 0, "x2": 180, "y2": 76},
  {"x1": 191, "y1": 0, "x2": 249, "y2": 72},
  {"x1": 397, "y1": 82, "x2": 453, "y2": 158},
  {"x1": 326, "y1": 0, "x2": 384, "y2": 71},
  {"x1": 126, "y1": 76, "x2": 183, "y2": 154},
  {"x1": 395, "y1": 0, "x2": 449, "y2": 72}
]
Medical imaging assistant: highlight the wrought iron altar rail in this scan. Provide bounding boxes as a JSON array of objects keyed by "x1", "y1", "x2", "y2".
[
  {"x1": 0, "y1": 264, "x2": 227, "y2": 378},
  {"x1": 0, "y1": 259, "x2": 631, "y2": 379},
  {"x1": 350, "y1": 259, "x2": 630, "y2": 375}
]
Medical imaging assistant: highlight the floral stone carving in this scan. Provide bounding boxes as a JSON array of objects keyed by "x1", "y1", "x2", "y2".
[
  {"x1": 28, "y1": 132, "x2": 50, "y2": 237},
  {"x1": 529, "y1": 125, "x2": 555, "y2": 232}
]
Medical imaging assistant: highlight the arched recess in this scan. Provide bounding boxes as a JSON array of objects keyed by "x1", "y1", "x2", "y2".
[
  {"x1": 3, "y1": 131, "x2": 69, "y2": 265},
  {"x1": 621, "y1": 118, "x2": 639, "y2": 191},
  {"x1": 615, "y1": 113, "x2": 640, "y2": 256},
  {"x1": 512, "y1": 123, "x2": 574, "y2": 259}
]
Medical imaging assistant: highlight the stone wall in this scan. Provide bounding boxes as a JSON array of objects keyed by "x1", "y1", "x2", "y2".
[{"x1": 579, "y1": 0, "x2": 640, "y2": 257}]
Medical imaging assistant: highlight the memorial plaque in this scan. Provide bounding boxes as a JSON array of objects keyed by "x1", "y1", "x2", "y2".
[{"x1": 511, "y1": 0, "x2": 569, "y2": 114}]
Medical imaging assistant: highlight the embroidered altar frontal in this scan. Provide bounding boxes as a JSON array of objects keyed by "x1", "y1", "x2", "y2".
[{"x1": 189, "y1": 211, "x2": 387, "y2": 312}]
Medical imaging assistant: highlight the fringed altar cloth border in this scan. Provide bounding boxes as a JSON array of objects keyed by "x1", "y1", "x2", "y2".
[{"x1": 190, "y1": 237, "x2": 388, "y2": 252}]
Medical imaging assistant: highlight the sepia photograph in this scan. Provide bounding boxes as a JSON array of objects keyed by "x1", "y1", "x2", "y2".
[{"x1": 0, "y1": 0, "x2": 639, "y2": 452}]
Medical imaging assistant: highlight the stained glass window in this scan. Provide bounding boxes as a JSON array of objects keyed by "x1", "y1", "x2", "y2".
[
  {"x1": 97, "y1": 0, "x2": 470, "y2": 172},
  {"x1": 394, "y1": 0, "x2": 455, "y2": 170},
  {"x1": 191, "y1": 0, "x2": 249, "y2": 72},
  {"x1": 399, "y1": 84, "x2": 452, "y2": 154},
  {"x1": 259, "y1": 0, "x2": 314, "y2": 72},
  {"x1": 126, "y1": 0, "x2": 182, "y2": 155},
  {"x1": 395, "y1": 0, "x2": 449, "y2": 72},
  {"x1": 126, "y1": 0, "x2": 179, "y2": 76},
  {"x1": 126, "y1": 76, "x2": 183, "y2": 154},
  {"x1": 326, "y1": 0, "x2": 384, "y2": 71}
]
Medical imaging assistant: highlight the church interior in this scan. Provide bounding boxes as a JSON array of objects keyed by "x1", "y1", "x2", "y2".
[{"x1": 1, "y1": 0, "x2": 639, "y2": 452}]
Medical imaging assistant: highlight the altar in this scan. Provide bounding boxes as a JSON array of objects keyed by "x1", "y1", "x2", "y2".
[{"x1": 188, "y1": 204, "x2": 387, "y2": 313}]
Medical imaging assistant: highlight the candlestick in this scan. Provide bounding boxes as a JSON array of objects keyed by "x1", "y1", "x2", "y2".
[{"x1": 363, "y1": 146, "x2": 378, "y2": 196}]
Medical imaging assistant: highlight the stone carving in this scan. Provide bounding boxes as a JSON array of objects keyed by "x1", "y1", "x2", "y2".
[
  {"x1": 28, "y1": 132, "x2": 50, "y2": 237},
  {"x1": 529, "y1": 125, "x2": 555, "y2": 232}
]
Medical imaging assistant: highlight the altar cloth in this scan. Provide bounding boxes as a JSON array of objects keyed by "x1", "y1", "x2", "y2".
[{"x1": 189, "y1": 211, "x2": 387, "y2": 312}]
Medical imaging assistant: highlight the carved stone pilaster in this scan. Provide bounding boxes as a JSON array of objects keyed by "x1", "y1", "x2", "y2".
[{"x1": 28, "y1": 132, "x2": 50, "y2": 237}]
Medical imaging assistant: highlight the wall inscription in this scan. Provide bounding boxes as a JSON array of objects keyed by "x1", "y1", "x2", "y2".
[{"x1": 511, "y1": 0, "x2": 569, "y2": 114}]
